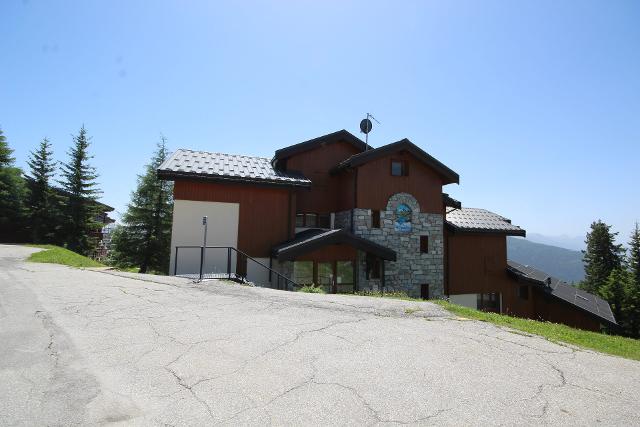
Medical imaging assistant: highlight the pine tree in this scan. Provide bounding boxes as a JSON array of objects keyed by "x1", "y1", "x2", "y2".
[
  {"x1": 600, "y1": 267, "x2": 630, "y2": 327},
  {"x1": 109, "y1": 137, "x2": 173, "y2": 273},
  {"x1": 0, "y1": 127, "x2": 28, "y2": 242},
  {"x1": 625, "y1": 223, "x2": 640, "y2": 337},
  {"x1": 26, "y1": 138, "x2": 57, "y2": 243},
  {"x1": 581, "y1": 220, "x2": 624, "y2": 294},
  {"x1": 58, "y1": 126, "x2": 101, "y2": 254}
]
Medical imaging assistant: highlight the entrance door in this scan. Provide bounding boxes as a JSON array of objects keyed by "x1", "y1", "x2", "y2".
[{"x1": 420, "y1": 284, "x2": 429, "y2": 300}]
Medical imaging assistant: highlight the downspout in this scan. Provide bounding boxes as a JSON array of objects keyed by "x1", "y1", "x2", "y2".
[
  {"x1": 351, "y1": 168, "x2": 358, "y2": 233},
  {"x1": 444, "y1": 206, "x2": 460, "y2": 297}
]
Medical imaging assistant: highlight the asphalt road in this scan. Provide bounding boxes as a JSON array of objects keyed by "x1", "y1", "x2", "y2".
[{"x1": 1, "y1": 244, "x2": 639, "y2": 426}]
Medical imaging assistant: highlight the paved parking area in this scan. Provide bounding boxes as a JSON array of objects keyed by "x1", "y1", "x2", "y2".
[{"x1": 1, "y1": 244, "x2": 639, "y2": 426}]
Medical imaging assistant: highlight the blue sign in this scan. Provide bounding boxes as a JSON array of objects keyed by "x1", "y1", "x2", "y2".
[{"x1": 394, "y1": 203, "x2": 412, "y2": 232}]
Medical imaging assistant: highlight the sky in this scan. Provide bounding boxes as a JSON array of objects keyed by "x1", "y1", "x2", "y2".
[{"x1": 1, "y1": 0, "x2": 639, "y2": 247}]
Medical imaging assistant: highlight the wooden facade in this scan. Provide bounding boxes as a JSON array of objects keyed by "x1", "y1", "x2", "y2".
[
  {"x1": 355, "y1": 152, "x2": 444, "y2": 214},
  {"x1": 287, "y1": 140, "x2": 361, "y2": 214},
  {"x1": 174, "y1": 180, "x2": 293, "y2": 257},
  {"x1": 446, "y1": 230, "x2": 606, "y2": 331}
]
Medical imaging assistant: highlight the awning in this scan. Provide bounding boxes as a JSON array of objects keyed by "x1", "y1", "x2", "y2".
[{"x1": 272, "y1": 228, "x2": 396, "y2": 261}]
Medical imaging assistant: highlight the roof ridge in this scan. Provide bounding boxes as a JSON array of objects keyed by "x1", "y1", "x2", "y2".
[{"x1": 176, "y1": 148, "x2": 271, "y2": 161}]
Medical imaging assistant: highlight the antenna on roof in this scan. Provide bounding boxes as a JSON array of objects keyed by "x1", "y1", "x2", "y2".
[{"x1": 360, "y1": 113, "x2": 380, "y2": 150}]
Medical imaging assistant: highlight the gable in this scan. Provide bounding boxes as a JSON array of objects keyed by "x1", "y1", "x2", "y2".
[
  {"x1": 272, "y1": 129, "x2": 368, "y2": 169},
  {"x1": 333, "y1": 138, "x2": 459, "y2": 185}
]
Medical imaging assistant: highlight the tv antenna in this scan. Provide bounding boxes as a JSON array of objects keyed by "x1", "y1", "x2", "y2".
[{"x1": 359, "y1": 113, "x2": 380, "y2": 149}]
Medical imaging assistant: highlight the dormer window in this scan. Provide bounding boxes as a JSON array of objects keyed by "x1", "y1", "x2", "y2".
[{"x1": 391, "y1": 160, "x2": 408, "y2": 176}]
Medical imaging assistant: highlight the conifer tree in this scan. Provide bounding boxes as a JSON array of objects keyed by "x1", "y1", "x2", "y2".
[
  {"x1": 581, "y1": 220, "x2": 624, "y2": 294},
  {"x1": 109, "y1": 136, "x2": 173, "y2": 273},
  {"x1": 27, "y1": 138, "x2": 57, "y2": 242},
  {"x1": 625, "y1": 223, "x2": 640, "y2": 337},
  {"x1": 59, "y1": 126, "x2": 101, "y2": 254},
  {"x1": 0, "y1": 127, "x2": 28, "y2": 242},
  {"x1": 600, "y1": 267, "x2": 630, "y2": 326}
]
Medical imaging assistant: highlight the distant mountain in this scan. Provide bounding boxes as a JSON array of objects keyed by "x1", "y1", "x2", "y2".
[
  {"x1": 507, "y1": 237, "x2": 585, "y2": 284},
  {"x1": 526, "y1": 233, "x2": 585, "y2": 251}
]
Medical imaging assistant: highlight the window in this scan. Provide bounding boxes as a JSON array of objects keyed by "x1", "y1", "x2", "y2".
[
  {"x1": 366, "y1": 254, "x2": 381, "y2": 280},
  {"x1": 336, "y1": 261, "x2": 354, "y2": 293},
  {"x1": 293, "y1": 261, "x2": 313, "y2": 285},
  {"x1": 519, "y1": 285, "x2": 529, "y2": 300},
  {"x1": 477, "y1": 293, "x2": 500, "y2": 313},
  {"x1": 296, "y1": 213, "x2": 322, "y2": 228},
  {"x1": 317, "y1": 262, "x2": 333, "y2": 288},
  {"x1": 371, "y1": 210, "x2": 380, "y2": 228},
  {"x1": 318, "y1": 213, "x2": 331, "y2": 228},
  {"x1": 420, "y1": 236, "x2": 429, "y2": 253},
  {"x1": 391, "y1": 160, "x2": 408, "y2": 176},
  {"x1": 305, "y1": 213, "x2": 317, "y2": 227}
]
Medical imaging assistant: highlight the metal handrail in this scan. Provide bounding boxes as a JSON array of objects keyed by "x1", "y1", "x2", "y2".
[{"x1": 174, "y1": 245, "x2": 299, "y2": 291}]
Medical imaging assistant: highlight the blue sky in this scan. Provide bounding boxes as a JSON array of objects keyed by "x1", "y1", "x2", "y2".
[{"x1": 1, "y1": 0, "x2": 639, "y2": 245}]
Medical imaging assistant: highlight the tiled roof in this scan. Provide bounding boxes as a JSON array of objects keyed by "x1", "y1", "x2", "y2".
[
  {"x1": 158, "y1": 149, "x2": 311, "y2": 187},
  {"x1": 446, "y1": 207, "x2": 525, "y2": 236},
  {"x1": 507, "y1": 260, "x2": 617, "y2": 325}
]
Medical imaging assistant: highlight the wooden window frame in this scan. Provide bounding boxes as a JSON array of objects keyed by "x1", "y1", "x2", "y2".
[
  {"x1": 518, "y1": 285, "x2": 529, "y2": 300},
  {"x1": 390, "y1": 159, "x2": 409, "y2": 177},
  {"x1": 296, "y1": 212, "x2": 325, "y2": 228}
]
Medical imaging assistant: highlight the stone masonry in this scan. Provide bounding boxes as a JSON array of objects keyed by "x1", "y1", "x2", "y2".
[{"x1": 335, "y1": 192, "x2": 444, "y2": 297}]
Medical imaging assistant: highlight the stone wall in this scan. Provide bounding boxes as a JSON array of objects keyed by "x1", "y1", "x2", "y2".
[{"x1": 337, "y1": 192, "x2": 444, "y2": 297}]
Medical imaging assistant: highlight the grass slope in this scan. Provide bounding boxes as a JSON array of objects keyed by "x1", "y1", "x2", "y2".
[
  {"x1": 27, "y1": 245, "x2": 104, "y2": 268},
  {"x1": 434, "y1": 300, "x2": 640, "y2": 361}
]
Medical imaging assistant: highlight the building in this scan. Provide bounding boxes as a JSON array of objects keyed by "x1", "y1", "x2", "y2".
[{"x1": 158, "y1": 129, "x2": 616, "y2": 331}]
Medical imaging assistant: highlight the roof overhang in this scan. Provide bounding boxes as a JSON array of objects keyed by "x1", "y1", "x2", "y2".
[
  {"x1": 331, "y1": 138, "x2": 459, "y2": 185},
  {"x1": 272, "y1": 130, "x2": 370, "y2": 169},
  {"x1": 443, "y1": 193, "x2": 462, "y2": 209},
  {"x1": 445, "y1": 222, "x2": 526, "y2": 237},
  {"x1": 272, "y1": 228, "x2": 397, "y2": 261},
  {"x1": 157, "y1": 170, "x2": 312, "y2": 188}
]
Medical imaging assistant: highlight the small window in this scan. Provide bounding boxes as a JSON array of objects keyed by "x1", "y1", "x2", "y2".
[
  {"x1": 371, "y1": 210, "x2": 380, "y2": 228},
  {"x1": 519, "y1": 285, "x2": 529, "y2": 300},
  {"x1": 366, "y1": 254, "x2": 381, "y2": 280},
  {"x1": 295, "y1": 213, "x2": 305, "y2": 227},
  {"x1": 305, "y1": 213, "x2": 317, "y2": 227},
  {"x1": 391, "y1": 160, "x2": 408, "y2": 176},
  {"x1": 420, "y1": 236, "x2": 429, "y2": 253},
  {"x1": 477, "y1": 293, "x2": 500, "y2": 313}
]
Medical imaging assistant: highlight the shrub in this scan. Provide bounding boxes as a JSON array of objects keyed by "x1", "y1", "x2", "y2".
[{"x1": 299, "y1": 284, "x2": 326, "y2": 294}]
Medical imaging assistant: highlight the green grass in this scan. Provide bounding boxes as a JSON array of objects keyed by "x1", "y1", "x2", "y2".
[
  {"x1": 433, "y1": 300, "x2": 640, "y2": 361},
  {"x1": 27, "y1": 245, "x2": 104, "y2": 268}
]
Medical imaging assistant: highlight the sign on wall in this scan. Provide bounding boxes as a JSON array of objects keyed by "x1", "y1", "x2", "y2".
[{"x1": 394, "y1": 203, "x2": 412, "y2": 232}]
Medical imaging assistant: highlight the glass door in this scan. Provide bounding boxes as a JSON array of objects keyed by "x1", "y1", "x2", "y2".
[
  {"x1": 317, "y1": 262, "x2": 333, "y2": 293},
  {"x1": 336, "y1": 261, "x2": 354, "y2": 293}
]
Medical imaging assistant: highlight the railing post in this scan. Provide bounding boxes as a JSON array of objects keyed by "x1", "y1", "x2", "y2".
[
  {"x1": 227, "y1": 247, "x2": 231, "y2": 279},
  {"x1": 174, "y1": 247, "x2": 179, "y2": 276},
  {"x1": 199, "y1": 246, "x2": 204, "y2": 281}
]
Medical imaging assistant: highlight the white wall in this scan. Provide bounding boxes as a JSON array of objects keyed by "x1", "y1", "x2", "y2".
[
  {"x1": 169, "y1": 200, "x2": 239, "y2": 275},
  {"x1": 449, "y1": 294, "x2": 478, "y2": 310},
  {"x1": 246, "y1": 257, "x2": 272, "y2": 287}
]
